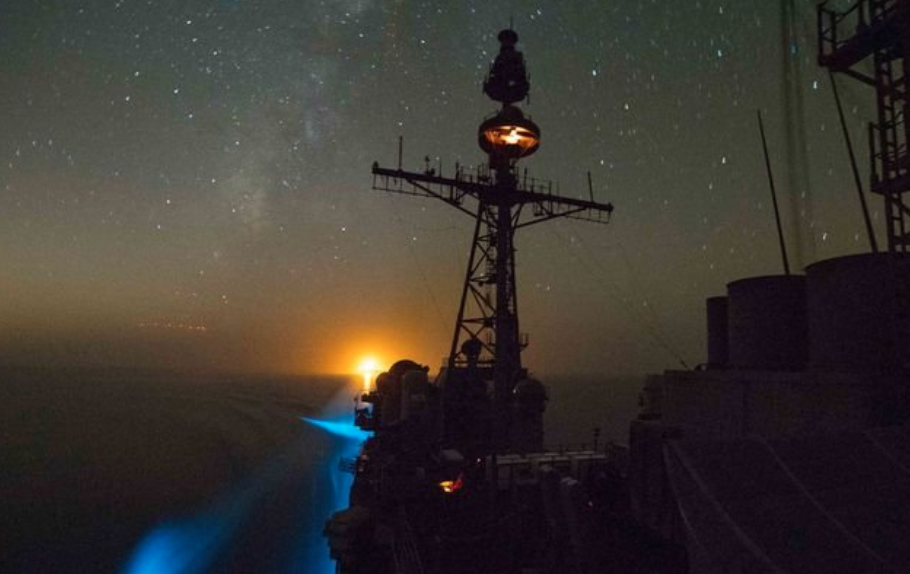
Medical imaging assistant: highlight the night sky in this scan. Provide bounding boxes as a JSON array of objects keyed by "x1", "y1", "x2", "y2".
[{"x1": 0, "y1": 1, "x2": 880, "y2": 376}]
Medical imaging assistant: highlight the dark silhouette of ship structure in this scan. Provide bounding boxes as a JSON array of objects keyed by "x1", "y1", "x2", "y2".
[{"x1": 325, "y1": 3, "x2": 910, "y2": 572}]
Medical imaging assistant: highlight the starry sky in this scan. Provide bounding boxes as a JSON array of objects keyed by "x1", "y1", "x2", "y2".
[{"x1": 0, "y1": 0, "x2": 882, "y2": 376}]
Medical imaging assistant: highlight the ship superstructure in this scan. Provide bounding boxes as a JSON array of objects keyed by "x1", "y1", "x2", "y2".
[
  {"x1": 626, "y1": 2, "x2": 910, "y2": 572},
  {"x1": 322, "y1": 30, "x2": 672, "y2": 574},
  {"x1": 326, "y1": 5, "x2": 910, "y2": 574}
]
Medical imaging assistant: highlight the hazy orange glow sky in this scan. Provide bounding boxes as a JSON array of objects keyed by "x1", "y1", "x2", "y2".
[{"x1": 0, "y1": 2, "x2": 880, "y2": 377}]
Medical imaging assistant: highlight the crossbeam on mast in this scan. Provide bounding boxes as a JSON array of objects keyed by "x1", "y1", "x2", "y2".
[{"x1": 372, "y1": 165, "x2": 614, "y2": 226}]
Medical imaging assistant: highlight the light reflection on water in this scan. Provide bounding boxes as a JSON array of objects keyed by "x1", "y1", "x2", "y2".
[
  {"x1": 118, "y1": 506, "x2": 244, "y2": 574},
  {"x1": 302, "y1": 417, "x2": 371, "y2": 442},
  {"x1": 293, "y1": 415, "x2": 370, "y2": 574},
  {"x1": 118, "y1": 457, "x2": 279, "y2": 574},
  {"x1": 120, "y1": 388, "x2": 370, "y2": 574}
]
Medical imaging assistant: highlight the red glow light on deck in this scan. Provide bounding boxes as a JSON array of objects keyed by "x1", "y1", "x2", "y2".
[{"x1": 438, "y1": 474, "x2": 464, "y2": 494}]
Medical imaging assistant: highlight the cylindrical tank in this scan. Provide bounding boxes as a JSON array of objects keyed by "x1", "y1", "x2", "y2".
[
  {"x1": 706, "y1": 296, "x2": 729, "y2": 368},
  {"x1": 727, "y1": 274, "x2": 807, "y2": 370},
  {"x1": 807, "y1": 253, "x2": 910, "y2": 373}
]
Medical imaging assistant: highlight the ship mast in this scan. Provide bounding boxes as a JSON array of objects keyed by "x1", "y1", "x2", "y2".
[{"x1": 370, "y1": 29, "x2": 614, "y2": 452}]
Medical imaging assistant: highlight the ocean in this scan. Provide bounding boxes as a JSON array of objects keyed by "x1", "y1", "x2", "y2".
[{"x1": 0, "y1": 366, "x2": 641, "y2": 574}]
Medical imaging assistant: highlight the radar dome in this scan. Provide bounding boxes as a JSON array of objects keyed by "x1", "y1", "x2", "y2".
[
  {"x1": 512, "y1": 378, "x2": 547, "y2": 403},
  {"x1": 389, "y1": 359, "x2": 427, "y2": 380}
]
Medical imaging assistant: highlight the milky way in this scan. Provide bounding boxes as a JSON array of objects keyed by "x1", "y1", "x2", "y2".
[{"x1": 0, "y1": 1, "x2": 879, "y2": 376}]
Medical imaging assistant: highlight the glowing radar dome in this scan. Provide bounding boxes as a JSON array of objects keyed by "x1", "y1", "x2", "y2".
[{"x1": 478, "y1": 104, "x2": 541, "y2": 160}]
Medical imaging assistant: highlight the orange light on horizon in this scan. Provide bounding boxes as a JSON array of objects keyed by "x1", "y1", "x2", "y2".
[{"x1": 358, "y1": 356, "x2": 381, "y2": 392}]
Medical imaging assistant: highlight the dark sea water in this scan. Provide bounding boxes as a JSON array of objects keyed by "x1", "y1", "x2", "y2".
[{"x1": 0, "y1": 366, "x2": 641, "y2": 574}]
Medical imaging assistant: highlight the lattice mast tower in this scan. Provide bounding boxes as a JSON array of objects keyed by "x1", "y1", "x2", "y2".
[
  {"x1": 371, "y1": 30, "x2": 613, "y2": 451},
  {"x1": 818, "y1": 0, "x2": 910, "y2": 252}
]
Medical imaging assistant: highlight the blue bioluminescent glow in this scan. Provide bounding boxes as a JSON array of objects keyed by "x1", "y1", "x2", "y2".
[
  {"x1": 121, "y1": 390, "x2": 370, "y2": 574},
  {"x1": 119, "y1": 513, "x2": 231, "y2": 574},
  {"x1": 301, "y1": 417, "x2": 371, "y2": 442},
  {"x1": 295, "y1": 414, "x2": 371, "y2": 574},
  {"x1": 119, "y1": 457, "x2": 281, "y2": 574}
]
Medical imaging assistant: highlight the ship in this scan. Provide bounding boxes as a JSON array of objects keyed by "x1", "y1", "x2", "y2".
[{"x1": 325, "y1": 3, "x2": 910, "y2": 573}]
